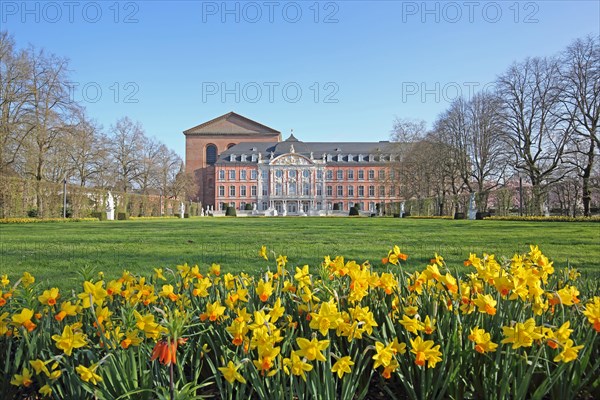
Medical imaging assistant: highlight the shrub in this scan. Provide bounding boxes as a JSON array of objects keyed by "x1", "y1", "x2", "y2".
[
  {"x1": 27, "y1": 208, "x2": 39, "y2": 218},
  {"x1": 184, "y1": 213, "x2": 189, "y2": 218},
  {"x1": 117, "y1": 212, "x2": 129, "y2": 220},
  {"x1": 90, "y1": 211, "x2": 107, "y2": 221},
  {"x1": 349, "y1": 207, "x2": 359, "y2": 216},
  {"x1": 485, "y1": 216, "x2": 600, "y2": 222},
  {"x1": 476, "y1": 211, "x2": 491, "y2": 220},
  {"x1": 454, "y1": 212, "x2": 465, "y2": 219},
  {"x1": 225, "y1": 206, "x2": 237, "y2": 217},
  {"x1": 245, "y1": 204, "x2": 253, "y2": 211},
  {"x1": 333, "y1": 203, "x2": 340, "y2": 211}
]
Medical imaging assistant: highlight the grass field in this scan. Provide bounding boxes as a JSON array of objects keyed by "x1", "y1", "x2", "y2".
[{"x1": 1, "y1": 217, "x2": 599, "y2": 290}]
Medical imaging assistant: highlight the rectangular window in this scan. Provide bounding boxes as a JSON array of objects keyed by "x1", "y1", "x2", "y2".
[
  {"x1": 303, "y1": 183, "x2": 310, "y2": 196},
  {"x1": 219, "y1": 186, "x2": 225, "y2": 197},
  {"x1": 262, "y1": 185, "x2": 268, "y2": 196},
  {"x1": 229, "y1": 186, "x2": 236, "y2": 196},
  {"x1": 251, "y1": 170, "x2": 257, "y2": 180},
  {"x1": 326, "y1": 185, "x2": 333, "y2": 196},
  {"x1": 388, "y1": 187, "x2": 395, "y2": 197},
  {"x1": 317, "y1": 170, "x2": 323, "y2": 180},
  {"x1": 358, "y1": 170, "x2": 364, "y2": 180},
  {"x1": 358, "y1": 186, "x2": 364, "y2": 197},
  {"x1": 219, "y1": 170, "x2": 225, "y2": 181},
  {"x1": 379, "y1": 186, "x2": 385, "y2": 196},
  {"x1": 337, "y1": 170, "x2": 343, "y2": 180},
  {"x1": 317, "y1": 184, "x2": 322, "y2": 196},
  {"x1": 337, "y1": 185, "x2": 343, "y2": 196},
  {"x1": 240, "y1": 186, "x2": 247, "y2": 196},
  {"x1": 347, "y1": 170, "x2": 354, "y2": 180},
  {"x1": 368, "y1": 170, "x2": 375, "y2": 180},
  {"x1": 240, "y1": 170, "x2": 247, "y2": 180},
  {"x1": 348, "y1": 186, "x2": 354, "y2": 196},
  {"x1": 389, "y1": 170, "x2": 395, "y2": 180},
  {"x1": 326, "y1": 170, "x2": 333, "y2": 180},
  {"x1": 251, "y1": 185, "x2": 257, "y2": 196},
  {"x1": 379, "y1": 170, "x2": 385, "y2": 180},
  {"x1": 262, "y1": 170, "x2": 268, "y2": 180},
  {"x1": 368, "y1": 186, "x2": 375, "y2": 197},
  {"x1": 228, "y1": 170, "x2": 235, "y2": 180}
]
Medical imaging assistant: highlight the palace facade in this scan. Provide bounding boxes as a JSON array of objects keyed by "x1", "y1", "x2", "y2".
[{"x1": 184, "y1": 112, "x2": 401, "y2": 215}]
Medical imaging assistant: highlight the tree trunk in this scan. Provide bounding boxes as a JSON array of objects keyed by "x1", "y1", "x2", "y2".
[{"x1": 582, "y1": 141, "x2": 595, "y2": 217}]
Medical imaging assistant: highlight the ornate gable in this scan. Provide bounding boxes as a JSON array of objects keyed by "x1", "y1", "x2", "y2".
[{"x1": 270, "y1": 153, "x2": 313, "y2": 166}]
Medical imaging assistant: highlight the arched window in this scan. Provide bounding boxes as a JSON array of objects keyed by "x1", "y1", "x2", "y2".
[
  {"x1": 206, "y1": 144, "x2": 217, "y2": 165},
  {"x1": 227, "y1": 143, "x2": 236, "y2": 149}
]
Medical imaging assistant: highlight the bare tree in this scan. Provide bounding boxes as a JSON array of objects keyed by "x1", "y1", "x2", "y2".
[
  {"x1": 135, "y1": 135, "x2": 161, "y2": 194},
  {"x1": 62, "y1": 111, "x2": 108, "y2": 187},
  {"x1": 109, "y1": 117, "x2": 145, "y2": 192},
  {"x1": 0, "y1": 32, "x2": 31, "y2": 174},
  {"x1": 496, "y1": 56, "x2": 573, "y2": 215},
  {"x1": 561, "y1": 35, "x2": 600, "y2": 216}
]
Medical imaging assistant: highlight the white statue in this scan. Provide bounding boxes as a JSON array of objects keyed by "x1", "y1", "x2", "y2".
[
  {"x1": 400, "y1": 201, "x2": 405, "y2": 217},
  {"x1": 180, "y1": 202, "x2": 185, "y2": 218},
  {"x1": 468, "y1": 192, "x2": 477, "y2": 220},
  {"x1": 201, "y1": 207, "x2": 205, "y2": 217},
  {"x1": 106, "y1": 191, "x2": 115, "y2": 221}
]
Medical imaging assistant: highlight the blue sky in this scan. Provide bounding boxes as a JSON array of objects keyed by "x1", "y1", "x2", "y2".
[{"x1": 3, "y1": 0, "x2": 599, "y2": 157}]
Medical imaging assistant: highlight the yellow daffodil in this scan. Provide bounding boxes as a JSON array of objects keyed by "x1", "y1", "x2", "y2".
[
  {"x1": 473, "y1": 294, "x2": 497, "y2": 316},
  {"x1": 283, "y1": 351, "x2": 313, "y2": 381},
  {"x1": 331, "y1": 356, "x2": 354, "y2": 379},
  {"x1": 259, "y1": 246, "x2": 268, "y2": 261},
  {"x1": 296, "y1": 337, "x2": 329, "y2": 362},
  {"x1": 38, "y1": 288, "x2": 60, "y2": 306},
  {"x1": 76, "y1": 363, "x2": 103, "y2": 385},
  {"x1": 468, "y1": 327, "x2": 498, "y2": 354},
  {"x1": 553, "y1": 340, "x2": 584, "y2": 363},
  {"x1": 12, "y1": 308, "x2": 36, "y2": 332},
  {"x1": 501, "y1": 318, "x2": 543, "y2": 349},
  {"x1": 582, "y1": 296, "x2": 600, "y2": 332},
  {"x1": 310, "y1": 298, "x2": 343, "y2": 336},
  {"x1": 52, "y1": 324, "x2": 87, "y2": 356},
  {"x1": 39, "y1": 384, "x2": 52, "y2": 397},
  {"x1": 11, "y1": 367, "x2": 33, "y2": 387},
  {"x1": 22, "y1": 272, "x2": 35, "y2": 287},
  {"x1": 410, "y1": 336, "x2": 442, "y2": 368},
  {"x1": 219, "y1": 361, "x2": 247, "y2": 384},
  {"x1": 372, "y1": 341, "x2": 395, "y2": 369}
]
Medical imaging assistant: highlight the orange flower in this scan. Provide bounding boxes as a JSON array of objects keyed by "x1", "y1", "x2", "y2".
[{"x1": 151, "y1": 339, "x2": 179, "y2": 366}]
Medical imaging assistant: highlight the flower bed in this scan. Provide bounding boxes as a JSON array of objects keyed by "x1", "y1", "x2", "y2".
[
  {"x1": 0, "y1": 246, "x2": 598, "y2": 399},
  {"x1": 484, "y1": 216, "x2": 600, "y2": 222},
  {"x1": 0, "y1": 217, "x2": 100, "y2": 224}
]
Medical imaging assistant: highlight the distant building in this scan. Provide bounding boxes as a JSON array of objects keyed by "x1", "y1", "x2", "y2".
[{"x1": 184, "y1": 112, "x2": 401, "y2": 214}]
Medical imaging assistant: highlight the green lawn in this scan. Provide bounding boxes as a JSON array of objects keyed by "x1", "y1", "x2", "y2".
[{"x1": 1, "y1": 217, "x2": 598, "y2": 291}]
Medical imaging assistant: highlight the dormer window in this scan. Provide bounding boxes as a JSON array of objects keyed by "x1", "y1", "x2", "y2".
[
  {"x1": 251, "y1": 154, "x2": 257, "y2": 162},
  {"x1": 229, "y1": 154, "x2": 235, "y2": 162},
  {"x1": 327, "y1": 154, "x2": 333, "y2": 162},
  {"x1": 337, "y1": 154, "x2": 342, "y2": 162},
  {"x1": 358, "y1": 154, "x2": 364, "y2": 162},
  {"x1": 368, "y1": 154, "x2": 374, "y2": 162},
  {"x1": 241, "y1": 154, "x2": 247, "y2": 162}
]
